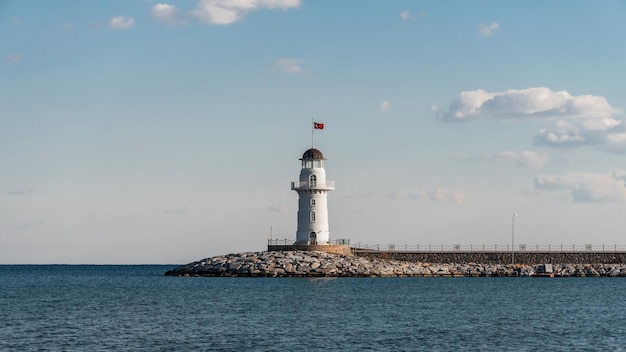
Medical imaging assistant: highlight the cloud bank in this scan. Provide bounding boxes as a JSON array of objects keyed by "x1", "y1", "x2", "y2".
[
  {"x1": 438, "y1": 87, "x2": 624, "y2": 151},
  {"x1": 535, "y1": 171, "x2": 626, "y2": 203},
  {"x1": 190, "y1": 0, "x2": 301, "y2": 25},
  {"x1": 438, "y1": 87, "x2": 620, "y2": 122}
]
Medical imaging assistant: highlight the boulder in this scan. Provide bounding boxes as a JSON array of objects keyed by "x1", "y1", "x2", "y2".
[{"x1": 165, "y1": 250, "x2": 626, "y2": 278}]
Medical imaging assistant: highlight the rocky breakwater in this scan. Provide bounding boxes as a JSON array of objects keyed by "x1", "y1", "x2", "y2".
[
  {"x1": 164, "y1": 251, "x2": 528, "y2": 277},
  {"x1": 549, "y1": 264, "x2": 626, "y2": 277}
]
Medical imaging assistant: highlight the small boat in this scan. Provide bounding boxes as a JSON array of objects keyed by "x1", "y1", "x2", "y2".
[{"x1": 531, "y1": 264, "x2": 555, "y2": 278}]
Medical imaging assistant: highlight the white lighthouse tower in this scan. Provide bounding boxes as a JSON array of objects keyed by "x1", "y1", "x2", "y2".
[{"x1": 291, "y1": 148, "x2": 335, "y2": 245}]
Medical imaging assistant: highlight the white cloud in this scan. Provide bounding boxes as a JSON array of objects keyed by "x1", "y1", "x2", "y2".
[
  {"x1": 269, "y1": 58, "x2": 304, "y2": 74},
  {"x1": 429, "y1": 187, "x2": 465, "y2": 204},
  {"x1": 438, "y1": 87, "x2": 624, "y2": 151},
  {"x1": 391, "y1": 187, "x2": 465, "y2": 204},
  {"x1": 533, "y1": 119, "x2": 623, "y2": 151},
  {"x1": 151, "y1": 3, "x2": 188, "y2": 26},
  {"x1": 479, "y1": 22, "x2": 500, "y2": 37},
  {"x1": 601, "y1": 132, "x2": 626, "y2": 154},
  {"x1": 535, "y1": 172, "x2": 626, "y2": 202},
  {"x1": 534, "y1": 129, "x2": 588, "y2": 147},
  {"x1": 400, "y1": 10, "x2": 412, "y2": 21},
  {"x1": 6, "y1": 54, "x2": 21, "y2": 64},
  {"x1": 190, "y1": 0, "x2": 301, "y2": 25},
  {"x1": 438, "y1": 89, "x2": 496, "y2": 121},
  {"x1": 581, "y1": 118, "x2": 622, "y2": 131},
  {"x1": 438, "y1": 87, "x2": 621, "y2": 122},
  {"x1": 110, "y1": 16, "x2": 135, "y2": 29},
  {"x1": 378, "y1": 100, "x2": 391, "y2": 112},
  {"x1": 484, "y1": 151, "x2": 550, "y2": 169},
  {"x1": 518, "y1": 150, "x2": 550, "y2": 169},
  {"x1": 400, "y1": 10, "x2": 425, "y2": 22}
]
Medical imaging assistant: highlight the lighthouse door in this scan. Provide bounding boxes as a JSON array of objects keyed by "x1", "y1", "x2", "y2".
[{"x1": 309, "y1": 232, "x2": 317, "y2": 245}]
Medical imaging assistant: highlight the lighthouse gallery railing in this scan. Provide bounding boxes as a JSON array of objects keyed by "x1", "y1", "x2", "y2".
[{"x1": 291, "y1": 181, "x2": 335, "y2": 190}]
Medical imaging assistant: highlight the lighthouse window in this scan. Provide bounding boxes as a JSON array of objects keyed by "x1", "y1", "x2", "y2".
[
  {"x1": 313, "y1": 160, "x2": 321, "y2": 168},
  {"x1": 309, "y1": 174, "x2": 317, "y2": 187},
  {"x1": 310, "y1": 199, "x2": 316, "y2": 207},
  {"x1": 310, "y1": 211, "x2": 316, "y2": 223}
]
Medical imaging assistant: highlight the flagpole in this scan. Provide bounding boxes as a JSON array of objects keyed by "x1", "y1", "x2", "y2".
[{"x1": 311, "y1": 117, "x2": 314, "y2": 149}]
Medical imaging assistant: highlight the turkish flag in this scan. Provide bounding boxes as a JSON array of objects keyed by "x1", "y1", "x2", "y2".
[{"x1": 313, "y1": 122, "x2": 324, "y2": 129}]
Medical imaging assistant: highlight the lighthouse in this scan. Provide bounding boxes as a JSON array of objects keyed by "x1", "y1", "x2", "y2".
[{"x1": 291, "y1": 148, "x2": 335, "y2": 245}]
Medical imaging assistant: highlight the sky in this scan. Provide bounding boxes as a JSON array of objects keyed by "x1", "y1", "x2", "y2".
[{"x1": 2, "y1": 1, "x2": 626, "y2": 264}]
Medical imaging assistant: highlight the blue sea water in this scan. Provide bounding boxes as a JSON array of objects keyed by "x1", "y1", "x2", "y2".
[{"x1": 1, "y1": 265, "x2": 626, "y2": 351}]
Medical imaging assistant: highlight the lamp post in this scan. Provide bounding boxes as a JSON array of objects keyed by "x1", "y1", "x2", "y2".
[{"x1": 511, "y1": 214, "x2": 518, "y2": 265}]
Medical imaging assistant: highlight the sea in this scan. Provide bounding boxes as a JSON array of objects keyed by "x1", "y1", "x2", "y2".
[{"x1": 1, "y1": 265, "x2": 626, "y2": 352}]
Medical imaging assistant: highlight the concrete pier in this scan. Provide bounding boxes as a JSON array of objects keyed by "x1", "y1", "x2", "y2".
[{"x1": 267, "y1": 244, "x2": 351, "y2": 256}]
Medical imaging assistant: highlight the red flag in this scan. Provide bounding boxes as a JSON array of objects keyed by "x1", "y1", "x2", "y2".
[{"x1": 313, "y1": 122, "x2": 324, "y2": 130}]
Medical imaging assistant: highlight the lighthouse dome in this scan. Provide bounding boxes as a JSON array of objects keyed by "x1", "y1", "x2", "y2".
[{"x1": 301, "y1": 148, "x2": 325, "y2": 160}]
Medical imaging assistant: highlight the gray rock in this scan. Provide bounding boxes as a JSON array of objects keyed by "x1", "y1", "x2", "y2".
[{"x1": 164, "y1": 250, "x2": 626, "y2": 278}]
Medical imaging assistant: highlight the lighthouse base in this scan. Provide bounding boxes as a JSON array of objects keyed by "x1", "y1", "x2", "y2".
[{"x1": 267, "y1": 244, "x2": 352, "y2": 256}]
